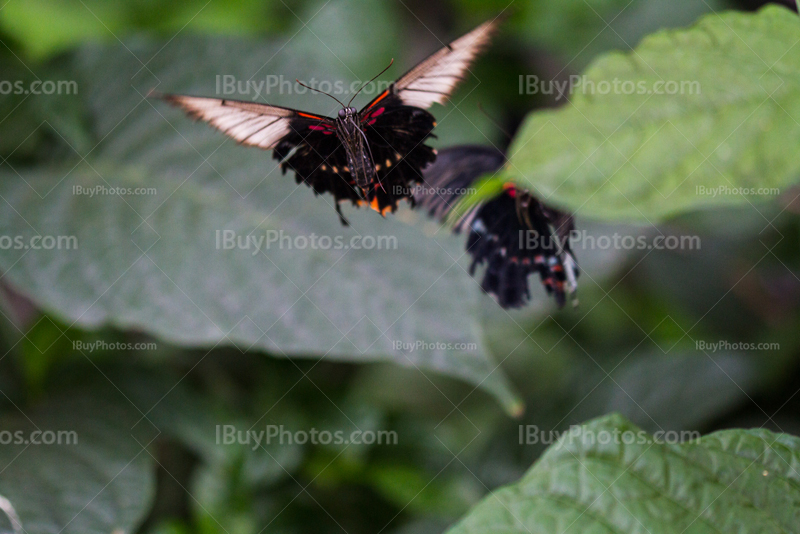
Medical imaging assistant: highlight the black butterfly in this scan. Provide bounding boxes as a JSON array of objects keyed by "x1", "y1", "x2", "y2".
[
  {"x1": 157, "y1": 19, "x2": 502, "y2": 224},
  {"x1": 415, "y1": 145, "x2": 579, "y2": 309}
]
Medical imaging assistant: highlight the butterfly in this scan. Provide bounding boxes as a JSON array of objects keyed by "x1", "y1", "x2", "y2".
[
  {"x1": 156, "y1": 18, "x2": 503, "y2": 225},
  {"x1": 415, "y1": 145, "x2": 579, "y2": 309}
]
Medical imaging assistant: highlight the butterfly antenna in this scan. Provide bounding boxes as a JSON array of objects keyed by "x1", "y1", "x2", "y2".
[
  {"x1": 478, "y1": 103, "x2": 512, "y2": 141},
  {"x1": 295, "y1": 79, "x2": 347, "y2": 108},
  {"x1": 347, "y1": 58, "x2": 394, "y2": 107}
]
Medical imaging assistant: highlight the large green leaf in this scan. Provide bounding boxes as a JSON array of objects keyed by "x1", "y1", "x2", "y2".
[
  {"x1": 452, "y1": 0, "x2": 633, "y2": 63},
  {"x1": 447, "y1": 414, "x2": 800, "y2": 534},
  {"x1": 567, "y1": 0, "x2": 732, "y2": 71},
  {"x1": 0, "y1": 0, "x2": 283, "y2": 59},
  {"x1": 503, "y1": 5, "x2": 800, "y2": 222},
  {"x1": 0, "y1": 14, "x2": 520, "y2": 412},
  {"x1": 0, "y1": 396, "x2": 155, "y2": 534},
  {"x1": 580, "y1": 352, "x2": 765, "y2": 432}
]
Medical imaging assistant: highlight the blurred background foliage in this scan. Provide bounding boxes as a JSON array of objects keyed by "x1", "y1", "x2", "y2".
[{"x1": 0, "y1": 1, "x2": 799, "y2": 533}]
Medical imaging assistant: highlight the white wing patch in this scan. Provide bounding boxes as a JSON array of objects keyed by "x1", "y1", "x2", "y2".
[
  {"x1": 394, "y1": 18, "x2": 502, "y2": 109},
  {"x1": 161, "y1": 95, "x2": 296, "y2": 150}
]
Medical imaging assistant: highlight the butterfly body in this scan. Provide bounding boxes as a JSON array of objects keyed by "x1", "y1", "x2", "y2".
[
  {"x1": 267, "y1": 94, "x2": 437, "y2": 215},
  {"x1": 336, "y1": 106, "x2": 376, "y2": 191}
]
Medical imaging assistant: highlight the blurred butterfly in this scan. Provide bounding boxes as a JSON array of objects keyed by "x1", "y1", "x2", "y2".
[
  {"x1": 415, "y1": 145, "x2": 579, "y2": 309},
  {"x1": 156, "y1": 18, "x2": 502, "y2": 225}
]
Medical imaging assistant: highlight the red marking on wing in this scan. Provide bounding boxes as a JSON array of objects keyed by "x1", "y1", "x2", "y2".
[
  {"x1": 361, "y1": 106, "x2": 386, "y2": 125},
  {"x1": 308, "y1": 123, "x2": 335, "y2": 135},
  {"x1": 298, "y1": 112, "x2": 325, "y2": 120},
  {"x1": 365, "y1": 90, "x2": 389, "y2": 110}
]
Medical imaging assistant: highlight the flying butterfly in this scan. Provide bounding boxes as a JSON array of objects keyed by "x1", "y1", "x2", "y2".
[
  {"x1": 156, "y1": 18, "x2": 503, "y2": 224},
  {"x1": 415, "y1": 145, "x2": 579, "y2": 309}
]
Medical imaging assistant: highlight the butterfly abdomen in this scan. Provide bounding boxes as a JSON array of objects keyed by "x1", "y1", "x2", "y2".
[{"x1": 337, "y1": 115, "x2": 375, "y2": 190}]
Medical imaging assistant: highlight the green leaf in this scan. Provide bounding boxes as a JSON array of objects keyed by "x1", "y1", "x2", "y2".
[
  {"x1": 111, "y1": 371, "x2": 304, "y2": 486},
  {"x1": 369, "y1": 464, "x2": 482, "y2": 518},
  {"x1": 447, "y1": 414, "x2": 800, "y2": 534},
  {"x1": 450, "y1": 0, "x2": 633, "y2": 64},
  {"x1": 518, "y1": 0, "x2": 636, "y2": 61},
  {"x1": 0, "y1": 0, "x2": 280, "y2": 60},
  {"x1": 503, "y1": 5, "x2": 800, "y2": 222},
  {"x1": 0, "y1": 0, "x2": 124, "y2": 59},
  {"x1": 584, "y1": 352, "x2": 765, "y2": 432},
  {"x1": 566, "y1": 0, "x2": 732, "y2": 71},
  {"x1": 0, "y1": 396, "x2": 155, "y2": 534},
  {"x1": 0, "y1": 30, "x2": 519, "y2": 412}
]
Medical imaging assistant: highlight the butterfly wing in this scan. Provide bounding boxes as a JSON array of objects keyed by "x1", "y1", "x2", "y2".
[
  {"x1": 158, "y1": 94, "x2": 335, "y2": 149},
  {"x1": 159, "y1": 94, "x2": 365, "y2": 217},
  {"x1": 270, "y1": 114, "x2": 361, "y2": 209},
  {"x1": 351, "y1": 17, "x2": 503, "y2": 213},
  {"x1": 392, "y1": 17, "x2": 503, "y2": 109},
  {"x1": 357, "y1": 92, "x2": 437, "y2": 214},
  {"x1": 416, "y1": 145, "x2": 579, "y2": 309}
]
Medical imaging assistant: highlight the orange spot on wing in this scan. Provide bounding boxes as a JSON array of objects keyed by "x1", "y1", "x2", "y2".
[
  {"x1": 298, "y1": 112, "x2": 324, "y2": 120},
  {"x1": 367, "y1": 90, "x2": 389, "y2": 109},
  {"x1": 367, "y1": 197, "x2": 392, "y2": 216}
]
